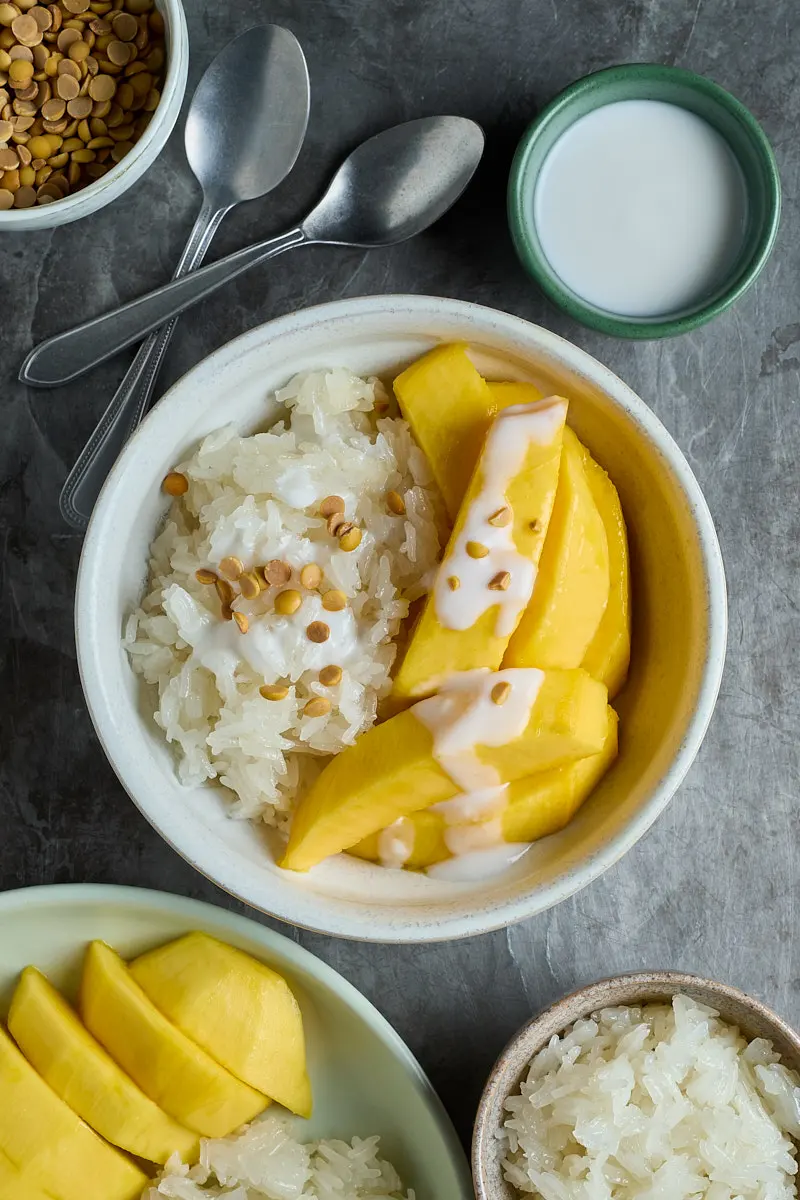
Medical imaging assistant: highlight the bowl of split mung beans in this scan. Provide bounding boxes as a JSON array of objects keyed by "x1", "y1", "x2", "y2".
[{"x1": 0, "y1": 0, "x2": 187, "y2": 229}]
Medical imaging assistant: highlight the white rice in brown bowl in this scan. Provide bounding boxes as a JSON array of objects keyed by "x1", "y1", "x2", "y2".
[
  {"x1": 123, "y1": 368, "x2": 444, "y2": 834},
  {"x1": 499, "y1": 994, "x2": 800, "y2": 1200}
]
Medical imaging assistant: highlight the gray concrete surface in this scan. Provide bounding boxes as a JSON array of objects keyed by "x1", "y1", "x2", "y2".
[{"x1": 1, "y1": 0, "x2": 798, "y2": 1150}]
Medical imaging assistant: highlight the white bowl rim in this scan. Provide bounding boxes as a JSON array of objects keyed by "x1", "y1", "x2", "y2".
[
  {"x1": 76, "y1": 294, "x2": 728, "y2": 942},
  {"x1": 0, "y1": 881, "x2": 472, "y2": 1196},
  {"x1": 0, "y1": 0, "x2": 188, "y2": 229}
]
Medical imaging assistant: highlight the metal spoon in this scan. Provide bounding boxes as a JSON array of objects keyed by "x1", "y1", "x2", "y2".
[
  {"x1": 57, "y1": 24, "x2": 310, "y2": 529},
  {"x1": 22, "y1": 117, "x2": 485, "y2": 394}
]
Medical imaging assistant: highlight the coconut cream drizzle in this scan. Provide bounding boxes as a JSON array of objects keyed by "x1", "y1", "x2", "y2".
[
  {"x1": 430, "y1": 786, "x2": 509, "y2": 823},
  {"x1": 433, "y1": 399, "x2": 567, "y2": 637},
  {"x1": 377, "y1": 818, "x2": 416, "y2": 870},
  {"x1": 413, "y1": 669, "x2": 544, "y2": 878},
  {"x1": 164, "y1": 585, "x2": 359, "y2": 686},
  {"x1": 426, "y1": 843, "x2": 532, "y2": 881},
  {"x1": 413, "y1": 668, "x2": 544, "y2": 791}
]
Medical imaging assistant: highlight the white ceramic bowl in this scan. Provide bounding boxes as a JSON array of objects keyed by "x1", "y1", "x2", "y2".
[
  {"x1": 0, "y1": 0, "x2": 188, "y2": 231},
  {"x1": 76, "y1": 295, "x2": 727, "y2": 942}
]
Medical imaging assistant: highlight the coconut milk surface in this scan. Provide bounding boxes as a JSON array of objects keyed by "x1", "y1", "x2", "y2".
[{"x1": 533, "y1": 99, "x2": 748, "y2": 318}]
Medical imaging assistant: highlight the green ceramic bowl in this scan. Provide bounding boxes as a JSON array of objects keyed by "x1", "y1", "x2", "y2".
[{"x1": 508, "y1": 64, "x2": 781, "y2": 338}]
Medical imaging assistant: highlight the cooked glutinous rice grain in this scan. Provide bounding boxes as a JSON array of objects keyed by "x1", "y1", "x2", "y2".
[
  {"x1": 143, "y1": 1110, "x2": 414, "y2": 1200},
  {"x1": 125, "y1": 369, "x2": 443, "y2": 829},
  {"x1": 501, "y1": 994, "x2": 800, "y2": 1199}
]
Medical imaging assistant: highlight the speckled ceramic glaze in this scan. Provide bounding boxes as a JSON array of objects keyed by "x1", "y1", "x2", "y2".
[
  {"x1": 473, "y1": 971, "x2": 800, "y2": 1200},
  {"x1": 76, "y1": 295, "x2": 727, "y2": 942},
  {"x1": 508, "y1": 65, "x2": 781, "y2": 338}
]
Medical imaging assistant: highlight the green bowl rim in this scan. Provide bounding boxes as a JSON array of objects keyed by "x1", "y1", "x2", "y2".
[{"x1": 507, "y1": 63, "x2": 782, "y2": 339}]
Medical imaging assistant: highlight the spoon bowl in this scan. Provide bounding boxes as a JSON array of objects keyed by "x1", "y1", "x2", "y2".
[
  {"x1": 303, "y1": 116, "x2": 486, "y2": 245},
  {"x1": 186, "y1": 26, "x2": 310, "y2": 207}
]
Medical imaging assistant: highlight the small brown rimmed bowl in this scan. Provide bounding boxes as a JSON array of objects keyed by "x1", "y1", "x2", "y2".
[{"x1": 473, "y1": 971, "x2": 800, "y2": 1200}]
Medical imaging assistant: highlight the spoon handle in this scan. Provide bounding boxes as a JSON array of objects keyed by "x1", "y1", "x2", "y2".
[
  {"x1": 22, "y1": 226, "x2": 309, "y2": 389},
  {"x1": 59, "y1": 201, "x2": 228, "y2": 530}
]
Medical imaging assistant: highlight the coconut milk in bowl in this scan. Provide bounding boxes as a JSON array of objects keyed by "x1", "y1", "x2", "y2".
[
  {"x1": 508, "y1": 65, "x2": 780, "y2": 338},
  {"x1": 534, "y1": 99, "x2": 748, "y2": 318}
]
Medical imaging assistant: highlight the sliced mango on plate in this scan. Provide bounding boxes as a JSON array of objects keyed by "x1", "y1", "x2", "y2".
[
  {"x1": 80, "y1": 941, "x2": 267, "y2": 1138},
  {"x1": 350, "y1": 707, "x2": 618, "y2": 869},
  {"x1": 131, "y1": 932, "x2": 312, "y2": 1119},
  {"x1": 0, "y1": 1025, "x2": 146, "y2": 1200},
  {"x1": 579, "y1": 446, "x2": 631, "y2": 698},
  {"x1": 281, "y1": 667, "x2": 608, "y2": 872},
  {"x1": 393, "y1": 398, "x2": 568, "y2": 699},
  {"x1": 8, "y1": 966, "x2": 198, "y2": 1166},
  {"x1": 504, "y1": 427, "x2": 610, "y2": 670}
]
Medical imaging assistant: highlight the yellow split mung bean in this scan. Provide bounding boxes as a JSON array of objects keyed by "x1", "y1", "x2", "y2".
[{"x1": 0, "y1": 0, "x2": 166, "y2": 209}]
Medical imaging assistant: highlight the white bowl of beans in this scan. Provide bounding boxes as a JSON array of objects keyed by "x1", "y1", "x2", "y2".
[{"x1": 0, "y1": 0, "x2": 187, "y2": 228}]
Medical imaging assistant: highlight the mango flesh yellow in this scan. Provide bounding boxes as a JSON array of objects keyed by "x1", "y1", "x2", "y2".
[
  {"x1": 131, "y1": 933, "x2": 312, "y2": 1119},
  {"x1": 579, "y1": 448, "x2": 631, "y2": 698},
  {"x1": 0, "y1": 1147, "x2": 53, "y2": 1200},
  {"x1": 350, "y1": 708, "x2": 618, "y2": 869},
  {"x1": 281, "y1": 668, "x2": 608, "y2": 871},
  {"x1": 0, "y1": 1025, "x2": 146, "y2": 1200},
  {"x1": 8, "y1": 966, "x2": 199, "y2": 1166},
  {"x1": 283, "y1": 709, "x2": 451, "y2": 872},
  {"x1": 393, "y1": 399, "x2": 567, "y2": 699},
  {"x1": 486, "y1": 380, "x2": 544, "y2": 413},
  {"x1": 393, "y1": 343, "x2": 499, "y2": 520},
  {"x1": 80, "y1": 941, "x2": 267, "y2": 1138},
  {"x1": 501, "y1": 706, "x2": 617, "y2": 842},
  {"x1": 504, "y1": 427, "x2": 610, "y2": 670},
  {"x1": 393, "y1": 345, "x2": 546, "y2": 519}
]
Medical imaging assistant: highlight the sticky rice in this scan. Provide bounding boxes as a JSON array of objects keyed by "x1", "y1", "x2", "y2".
[
  {"x1": 144, "y1": 1110, "x2": 413, "y2": 1199},
  {"x1": 501, "y1": 994, "x2": 800, "y2": 1199},
  {"x1": 125, "y1": 369, "x2": 443, "y2": 830}
]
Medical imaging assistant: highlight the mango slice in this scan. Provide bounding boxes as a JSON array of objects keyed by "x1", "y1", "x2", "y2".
[
  {"x1": 0, "y1": 1147, "x2": 52, "y2": 1200},
  {"x1": 486, "y1": 381, "x2": 544, "y2": 411},
  {"x1": 131, "y1": 933, "x2": 311, "y2": 1119},
  {"x1": 579, "y1": 447, "x2": 631, "y2": 698},
  {"x1": 8, "y1": 966, "x2": 198, "y2": 1166},
  {"x1": 80, "y1": 941, "x2": 267, "y2": 1138},
  {"x1": 393, "y1": 343, "x2": 498, "y2": 520},
  {"x1": 352, "y1": 810, "x2": 450, "y2": 872},
  {"x1": 351, "y1": 708, "x2": 618, "y2": 869},
  {"x1": 281, "y1": 667, "x2": 608, "y2": 871},
  {"x1": 0, "y1": 1025, "x2": 146, "y2": 1200},
  {"x1": 504, "y1": 427, "x2": 610, "y2": 670},
  {"x1": 393, "y1": 399, "x2": 568, "y2": 699},
  {"x1": 393, "y1": 343, "x2": 545, "y2": 520}
]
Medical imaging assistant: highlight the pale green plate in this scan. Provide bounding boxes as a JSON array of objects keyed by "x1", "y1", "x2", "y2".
[{"x1": 0, "y1": 884, "x2": 471, "y2": 1199}]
